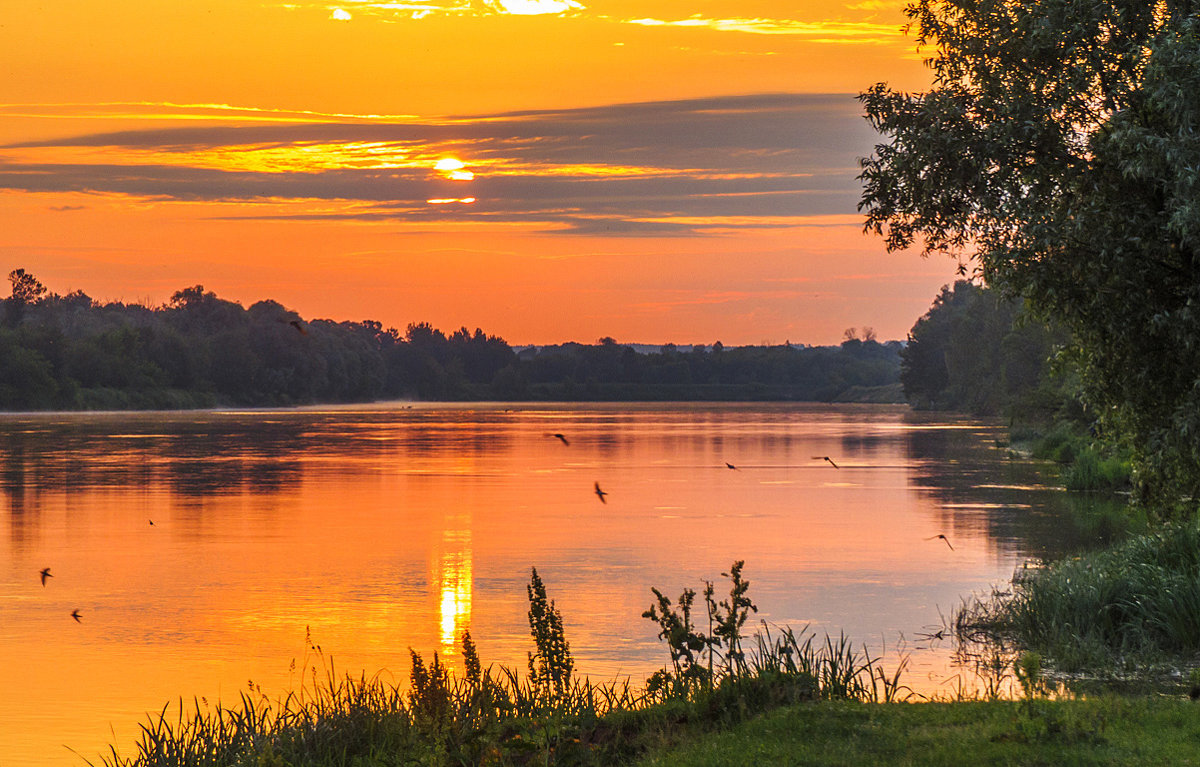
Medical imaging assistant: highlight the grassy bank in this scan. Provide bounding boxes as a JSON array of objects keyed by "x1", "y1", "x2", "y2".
[
  {"x1": 957, "y1": 522, "x2": 1200, "y2": 674},
  {"x1": 95, "y1": 564, "x2": 905, "y2": 767},
  {"x1": 91, "y1": 550, "x2": 1200, "y2": 766},
  {"x1": 639, "y1": 696, "x2": 1200, "y2": 766}
]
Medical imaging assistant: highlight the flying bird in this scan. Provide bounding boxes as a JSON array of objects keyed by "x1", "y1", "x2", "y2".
[
  {"x1": 812, "y1": 456, "x2": 840, "y2": 469},
  {"x1": 289, "y1": 319, "x2": 308, "y2": 335},
  {"x1": 149, "y1": 519, "x2": 155, "y2": 526},
  {"x1": 548, "y1": 433, "x2": 570, "y2": 446},
  {"x1": 594, "y1": 481, "x2": 608, "y2": 504},
  {"x1": 725, "y1": 462, "x2": 739, "y2": 470},
  {"x1": 926, "y1": 534, "x2": 955, "y2": 550},
  {"x1": 70, "y1": 609, "x2": 82, "y2": 623},
  {"x1": 39, "y1": 567, "x2": 52, "y2": 586}
]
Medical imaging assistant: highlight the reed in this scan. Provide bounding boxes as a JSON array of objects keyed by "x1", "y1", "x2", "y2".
[
  {"x1": 93, "y1": 563, "x2": 903, "y2": 767},
  {"x1": 956, "y1": 522, "x2": 1200, "y2": 673}
]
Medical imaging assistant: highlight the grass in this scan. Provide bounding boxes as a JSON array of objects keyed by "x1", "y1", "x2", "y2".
[
  {"x1": 1063, "y1": 447, "x2": 1133, "y2": 493},
  {"x1": 93, "y1": 563, "x2": 906, "y2": 767},
  {"x1": 91, "y1": 551, "x2": 1200, "y2": 766},
  {"x1": 637, "y1": 696, "x2": 1200, "y2": 767},
  {"x1": 1018, "y1": 421, "x2": 1132, "y2": 494},
  {"x1": 956, "y1": 521, "x2": 1200, "y2": 673}
]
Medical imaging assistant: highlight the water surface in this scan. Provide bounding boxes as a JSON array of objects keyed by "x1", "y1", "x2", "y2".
[{"x1": 0, "y1": 403, "x2": 1097, "y2": 765}]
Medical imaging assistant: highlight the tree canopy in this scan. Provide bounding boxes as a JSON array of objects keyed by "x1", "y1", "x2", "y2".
[
  {"x1": 901, "y1": 281, "x2": 1070, "y2": 420},
  {"x1": 0, "y1": 271, "x2": 904, "y2": 409},
  {"x1": 860, "y1": 0, "x2": 1200, "y2": 505}
]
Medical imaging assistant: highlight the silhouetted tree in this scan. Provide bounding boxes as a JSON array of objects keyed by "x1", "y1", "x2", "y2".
[{"x1": 5, "y1": 268, "x2": 47, "y2": 327}]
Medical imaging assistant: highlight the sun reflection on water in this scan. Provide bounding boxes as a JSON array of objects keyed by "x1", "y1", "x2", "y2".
[{"x1": 436, "y1": 516, "x2": 473, "y2": 654}]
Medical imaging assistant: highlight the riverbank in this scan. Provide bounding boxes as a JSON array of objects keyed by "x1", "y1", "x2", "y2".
[
  {"x1": 93, "y1": 558, "x2": 1200, "y2": 767},
  {"x1": 640, "y1": 696, "x2": 1200, "y2": 766}
]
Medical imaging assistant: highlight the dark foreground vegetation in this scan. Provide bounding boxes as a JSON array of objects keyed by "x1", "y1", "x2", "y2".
[
  {"x1": 95, "y1": 563, "x2": 1200, "y2": 767},
  {"x1": 99, "y1": 563, "x2": 1200, "y2": 767},
  {"x1": 0, "y1": 270, "x2": 900, "y2": 409},
  {"x1": 96, "y1": 564, "x2": 907, "y2": 767}
]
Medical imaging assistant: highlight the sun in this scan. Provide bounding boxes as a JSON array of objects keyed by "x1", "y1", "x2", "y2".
[{"x1": 435, "y1": 157, "x2": 475, "y2": 181}]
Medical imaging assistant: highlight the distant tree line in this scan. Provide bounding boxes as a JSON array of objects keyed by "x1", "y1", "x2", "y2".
[
  {"x1": 900, "y1": 281, "x2": 1076, "y2": 423},
  {"x1": 0, "y1": 270, "x2": 903, "y2": 409}
]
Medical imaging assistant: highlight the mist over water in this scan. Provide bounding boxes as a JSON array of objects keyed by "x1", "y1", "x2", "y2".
[{"x1": 0, "y1": 403, "x2": 1106, "y2": 765}]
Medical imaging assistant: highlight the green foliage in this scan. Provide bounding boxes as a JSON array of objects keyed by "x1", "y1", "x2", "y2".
[
  {"x1": 901, "y1": 281, "x2": 1071, "y2": 419},
  {"x1": 642, "y1": 585, "x2": 713, "y2": 697},
  {"x1": 860, "y1": 0, "x2": 1200, "y2": 507},
  {"x1": 958, "y1": 522, "x2": 1200, "y2": 672},
  {"x1": 526, "y1": 567, "x2": 574, "y2": 701},
  {"x1": 641, "y1": 561, "x2": 763, "y2": 698},
  {"x1": 1064, "y1": 448, "x2": 1133, "y2": 493},
  {"x1": 708, "y1": 562, "x2": 756, "y2": 676}
]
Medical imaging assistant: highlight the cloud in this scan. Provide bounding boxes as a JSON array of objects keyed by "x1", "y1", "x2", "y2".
[
  {"x1": 296, "y1": 0, "x2": 584, "y2": 19},
  {"x1": 0, "y1": 101, "x2": 418, "y2": 123},
  {"x1": 622, "y1": 16, "x2": 901, "y2": 42},
  {"x1": 0, "y1": 94, "x2": 876, "y2": 235},
  {"x1": 485, "y1": 0, "x2": 583, "y2": 15}
]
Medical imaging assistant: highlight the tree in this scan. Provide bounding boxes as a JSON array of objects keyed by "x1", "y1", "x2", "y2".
[
  {"x1": 859, "y1": 0, "x2": 1200, "y2": 506},
  {"x1": 5, "y1": 268, "x2": 47, "y2": 327}
]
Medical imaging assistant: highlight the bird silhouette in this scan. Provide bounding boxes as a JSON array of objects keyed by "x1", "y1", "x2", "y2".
[
  {"x1": 548, "y1": 433, "x2": 570, "y2": 446},
  {"x1": 289, "y1": 319, "x2": 308, "y2": 335},
  {"x1": 926, "y1": 534, "x2": 954, "y2": 550},
  {"x1": 39, "y1": 567, "x2": 52, "y2": 586},
  {"x1": 812, "y1": 456, "x2": 840, "y2": 469},
  {"x1": 149, "y1": 519, "x2": 155, "y2": 526},
  {"x1": 70, "y1": 609, "x2": 82, "y2": 623},
  {"x1": 594, "y1": 481, "x2": 608, "y2": 504},
  {"x1": 725, "y1": 462, "x2": 739, "y2": 470}
]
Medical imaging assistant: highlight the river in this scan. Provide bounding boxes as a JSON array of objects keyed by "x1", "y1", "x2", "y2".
[{"x1": 0, "y1": 403, "x2": 1104, "y2": 765}]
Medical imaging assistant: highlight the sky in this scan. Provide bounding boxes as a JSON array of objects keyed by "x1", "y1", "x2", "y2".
[{"x1": 0, "y1": 0, "x2": 957, "y2": 345}]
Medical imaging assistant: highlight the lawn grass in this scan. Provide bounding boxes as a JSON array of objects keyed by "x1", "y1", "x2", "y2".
[{"x1": 639, "y1": 697, "x2": 1200, "y2": 767}]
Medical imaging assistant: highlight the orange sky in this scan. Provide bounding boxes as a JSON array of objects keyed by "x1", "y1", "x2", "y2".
[{"x1": 0, "y1": 0, "x2": 955, "y2": 345}]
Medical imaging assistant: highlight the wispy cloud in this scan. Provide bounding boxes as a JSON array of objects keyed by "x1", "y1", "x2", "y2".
[
  {"x1": 488, "y1": 0, "x2": 583, "y2": 15},
  {"x1": 0, "y1": 101, "x2": 418, "y2": 123},
  {"x1": 0, "y1": 94, "x2": 875, "y2": 235},
  {"x1": 622, "y1": 16, "x2": 900, "y2": 42},
  {"x1": 291, "y1": 0, "x2": 585, "y2": 18},
  {"x1": 278, "y1": 0, "x2": 903, "y2": 40}
]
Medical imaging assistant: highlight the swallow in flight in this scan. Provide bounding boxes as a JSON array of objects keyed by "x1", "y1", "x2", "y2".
[
  {"x1": 926, "y1": 534, "x2": 954, "y2": 550},
  {"x1": 812, "y1": 456, "x2": 840, "y2": 469},
  {"x1": 71, "y1": 609, "x2": 82, "y2": 623},
  {"x1": 594, "y1": 482, "x2": 608, "y2": 504},
  {"x1": 549, "y1": 433, "x2": 570, "y2": 446},
  {"x1": 40, "y1": 567, "x2": 52, "y2": 586},
  {"x1": 725, "y1": 462, "x2": 739, "y2": 470},
  {"x1": 289, "y1": 320, "x2": 308, "y2": 335}
]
